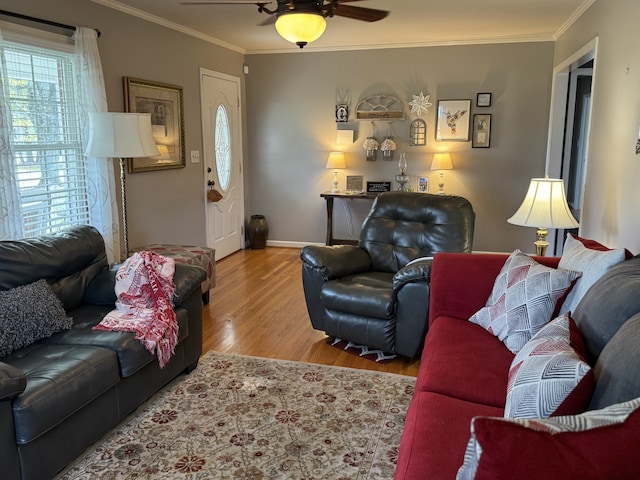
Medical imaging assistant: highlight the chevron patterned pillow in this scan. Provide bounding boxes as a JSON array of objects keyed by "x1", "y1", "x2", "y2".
[
  {"x1": 457, "y1": 397, "x2": 640, "y2": 480},
  {"x1": 504, "y1": 313, "x2": 594, "y2": 419},
  {"x1": 469, "y1": 250, "x2": 581, "y2": 354}
]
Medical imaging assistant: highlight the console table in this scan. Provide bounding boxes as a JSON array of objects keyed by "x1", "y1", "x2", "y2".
[{"x1": 321, "y1": 192, "x2": 379, "y2": 245}]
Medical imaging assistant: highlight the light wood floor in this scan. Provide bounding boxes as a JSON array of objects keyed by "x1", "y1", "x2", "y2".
[{"x1": 203, "y1": 247, "x2": 421, "y2": 377}]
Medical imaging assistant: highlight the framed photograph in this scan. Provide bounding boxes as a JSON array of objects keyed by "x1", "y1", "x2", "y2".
[
  {"x1": 472, "y1": 114, "x2": 492, "y2": 148},
  {"x1": 346, "y1": 175, "x2": 364, "y2": 193},
  {"x1": 417, "y1": 176, "x2": 429, "y2": 193},
  {"x1": 476, "y1": 92, "x2": 492, "y2": 107},
  {"x1": 366, "y1": 181, "x2": 391, "y2": 193},
  {"x1": 436, "y1": 100, "x2": 471, "y2": 141},
  {"x1": 124, "y1": 77, "x2": 185, "y2": 173}
]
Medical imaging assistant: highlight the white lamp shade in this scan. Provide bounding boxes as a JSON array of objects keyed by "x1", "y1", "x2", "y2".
[
  {"x1": 326, "y1": 151, "x2": 346, "y2": 169},
  {"x1": 84, "y1": 112, "x2": 160, "y2": 158},
  {"x1": 431, "y1": 152, "x2": 453, "y2": 170},
  {"x1": 275, "y1": 12, "x2": 327, "y2": 45},
  {"x1": 508, "y1": 178, "x2": 579, "y2": 229}
]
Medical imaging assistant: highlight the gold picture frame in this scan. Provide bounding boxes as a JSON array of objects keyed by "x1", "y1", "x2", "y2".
[{"x1": 124, "y1": 77, "x2": 185, "y2": 173}]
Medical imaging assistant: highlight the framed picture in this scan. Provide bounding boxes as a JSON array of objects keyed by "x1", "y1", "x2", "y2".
[
  {"x1": 476, "y1": 92, "x2": 492, "y2": 107},
  {"x1": 366, "y1": 181, "x2": 391, "y2": 193},
  {"x1": 346, "y1": 175, "x2": 364, "y2": 193},
  {"x1": 436, "y1": 100, "x2": 471, "y2": 141},
  {"x1": 417, "y1": 176, "x2": 429, "y2": 193},
  {"x1": 472, "y1": 114, "x2": 492, "y2": 148},
  {"x1": 124, "y1": 77, "x2": 185, "y2": 173}
]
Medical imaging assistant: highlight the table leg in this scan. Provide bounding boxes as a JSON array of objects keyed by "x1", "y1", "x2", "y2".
[{"x1": 325, "y1": 197, "x2": 334, "y2": 245}]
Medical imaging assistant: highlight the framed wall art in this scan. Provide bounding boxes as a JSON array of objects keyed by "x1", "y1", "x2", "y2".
[
  {"x1": 476, "y1": 92, "x2": 492, "y2": 107},
  {"x1": 472, "y1": 114, "x2": 492, "y2": 148},
  {"x1": 436, "y1": 100, "x2": 471, "y2": 142},
  {"x1": 124, "y1": 77, "x2": 185, "y2": 173}
]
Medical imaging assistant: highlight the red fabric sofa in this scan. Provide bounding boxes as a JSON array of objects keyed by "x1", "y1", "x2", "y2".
[{"x1": 394, "y1": 250, "x2": 640, "y2": 479}]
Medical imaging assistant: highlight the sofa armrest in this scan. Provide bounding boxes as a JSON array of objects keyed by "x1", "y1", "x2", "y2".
[
  {"x1": 300, "y1": 245, "x2": 371, "y2": 280},
  {"x1": 173, "y1": 263, "x2": 206, "y2": 307},
  {"x1": 393, "y1": 257, "x2": 433, "y2": 290},
  {"x1": 429, "y1": 252, "x2": 561, "y2": 324},
  {"x1": 0, "y1": 362, "x2": 26, "y2": 401}
]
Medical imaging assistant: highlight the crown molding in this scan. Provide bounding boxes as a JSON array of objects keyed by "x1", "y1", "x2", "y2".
[{"x1": 554, "y1": 0, "x2": 596, "y2": 40}]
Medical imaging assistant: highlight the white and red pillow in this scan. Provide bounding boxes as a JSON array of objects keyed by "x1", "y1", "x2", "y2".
[
  {"x1": 469, "y1": 250, "x2": 581, "y2": 353},
  {"x1": 456, "y1": 397, "x2": 640, "y2": 480},
  {"x1": 504, "y1": 313, "x2": 594, "y2": 419}
]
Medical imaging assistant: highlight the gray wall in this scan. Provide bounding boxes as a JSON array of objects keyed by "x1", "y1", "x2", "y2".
[
  {"x1": 245, "y1": 43, "x2": 555, "y2": 253},
  {"x1": 554, "y1": 0, "x2": 640, "y2": 253}
]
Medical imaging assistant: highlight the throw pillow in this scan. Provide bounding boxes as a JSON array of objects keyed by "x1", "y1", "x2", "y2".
[
  {"x1": 0, "y1": 279, "x2": 72, "y2": 358},
  {"x1": 469, "y1": 250, "x2": 581, "y2": 353},
  {"x1": 558, "y1": 233, "x2": 626, "y2": 314},
  {"x1": 456, "y1": 397, "x2": 640, "y2": 480},
  {"x1": 504, "y1": 313, "x2": 594, "y2": 418}
]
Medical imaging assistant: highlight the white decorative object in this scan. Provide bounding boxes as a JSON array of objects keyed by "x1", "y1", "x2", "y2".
[{"x1": 409, "y1": 92, "x2": 432, "y2": 117}]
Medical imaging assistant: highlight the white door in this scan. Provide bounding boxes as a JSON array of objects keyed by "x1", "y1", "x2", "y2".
[{"x1": 200, "y1": 68, "x2": 245, "y2": 260}]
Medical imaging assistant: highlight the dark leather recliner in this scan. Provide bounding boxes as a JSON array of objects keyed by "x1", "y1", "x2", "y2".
[{"x1": 300, "y1": 191, "x2": 475, "y2": 358}]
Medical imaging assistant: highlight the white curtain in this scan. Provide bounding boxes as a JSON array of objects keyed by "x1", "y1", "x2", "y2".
[
  {"x1": 73, "y1": 27, "x2": 120, "y2": 264},
  {"x1": 0, "y1": 28, "x2": 23, "y2": 240}
]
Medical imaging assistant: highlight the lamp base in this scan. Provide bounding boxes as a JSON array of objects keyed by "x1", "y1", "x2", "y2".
[
  {"x1": 437, "y1": 171, "x2": 445, "y2": 195},
  {"x1": 331, "y1": 170, "x2": 339, "y2": 193},
  {"x1": 534, "y1": 227, "x2": 549, "y2": 256}
]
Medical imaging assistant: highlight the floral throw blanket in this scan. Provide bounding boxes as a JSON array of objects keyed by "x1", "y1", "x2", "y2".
[{"x1": 95, "y1": 251, "x2": 177, "y2": 368}]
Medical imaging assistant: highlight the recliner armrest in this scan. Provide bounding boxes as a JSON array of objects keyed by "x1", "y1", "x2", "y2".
[
  {"x1": 0, "y1": 362, "x2": 26, "y2": 401},
  {"x1": 393, "y1": 257, "x2": 433, "y2": 290},
  {"x1": 300, "y1": 245, "x2": 371, "y2": 280}
]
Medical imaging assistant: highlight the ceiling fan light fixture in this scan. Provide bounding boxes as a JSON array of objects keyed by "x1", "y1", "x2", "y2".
[{"x1": 275, "y1": 12, "x2": 326, "y2": 48}]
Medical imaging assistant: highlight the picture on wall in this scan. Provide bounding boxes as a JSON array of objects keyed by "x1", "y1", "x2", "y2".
[
  {"x1": 436, "y1": 100, "x2": 471, "y2": 141},
  {"x1": 472, "y1": 114, "x2": 492, "y2": 148},
  {"x1": 124, "y1": 77, "x2": 185, "y2": 173}
]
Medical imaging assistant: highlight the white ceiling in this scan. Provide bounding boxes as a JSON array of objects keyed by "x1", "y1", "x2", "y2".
[{"x1": 91, "y1": 0, "x2": 594, "y2": 54}]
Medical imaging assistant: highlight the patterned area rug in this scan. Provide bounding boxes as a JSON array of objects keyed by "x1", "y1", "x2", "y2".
[
  {"x1": 56, "y1": 351, "x2": 415, "y2": 479},
  {"x1": 328, "y1": 338, "x2": 398, "y2": 364}
]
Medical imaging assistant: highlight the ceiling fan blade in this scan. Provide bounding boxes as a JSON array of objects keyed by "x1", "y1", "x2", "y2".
[
  {"x1": 179, "y1": 1, "x2": 271, "y2": 5},
  {"x1": 332, "y1": 4, "x2": 388, "y2": 22}
]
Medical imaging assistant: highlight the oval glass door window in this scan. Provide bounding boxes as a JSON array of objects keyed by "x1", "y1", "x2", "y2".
[{"x1": 215, "y1": 104, "x2": 231, "y2": 191}]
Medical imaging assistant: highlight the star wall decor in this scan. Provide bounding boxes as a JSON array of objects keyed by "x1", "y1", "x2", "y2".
[{"x1": 409, "y1": 92, "x2": 432, "y2": 117}]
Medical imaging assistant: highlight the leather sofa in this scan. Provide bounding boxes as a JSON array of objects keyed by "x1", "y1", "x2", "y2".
[
  {"x1": 395, "y1": 250, "x2": 640, "y2": 479},
  {"x1": 301, "y1": 191, "x2": 475, "y2": 358},
  {"x1": 0, "y1": 225, "x2": 206, "y2": 480}
]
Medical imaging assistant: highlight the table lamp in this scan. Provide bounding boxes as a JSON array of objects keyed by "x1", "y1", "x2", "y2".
[
  {"x1": 431, "y1": 152, "x2": 453, "y2": 194},
  {"x1": 326, "y1": 151, "x2": 346, "y2": 193},
  {"x1": 507, "y1": 177, "x2": 579, "y2": 256},
  {"x1": 84, "y1": 112, "x2": 160, "y2": 260}
]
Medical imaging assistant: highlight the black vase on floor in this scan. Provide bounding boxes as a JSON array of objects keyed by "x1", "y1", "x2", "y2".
[{"x1": 248, "y1": 215, "x2": 269, "y2": 249}]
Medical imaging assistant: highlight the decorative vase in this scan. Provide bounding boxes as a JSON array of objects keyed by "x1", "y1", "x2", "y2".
[{"x1": 248, "y1": 215, "x2": 269, "y2": 249}]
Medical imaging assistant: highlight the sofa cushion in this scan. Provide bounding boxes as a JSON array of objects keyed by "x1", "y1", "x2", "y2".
[
  {"x1": 573, "y1": 255, "x2": 640, "y2": 362},
  {"x1": 0, "y1": 280, "x2": 73, "y2": 358},
  {"x1": 469, "y1": 250, "x2": 581, "y2": 354},
  {"x1": 589, "y1": 313, "x2": 640, "y2": 410},
  {"x1": 504, "y1": 314, "x2": 594, "y2": 418},
  {"x1": 4, "y1": 343, "x2": 119, "y2": 444},
  {"x1": 457, "y1": 397, "x2": 640, "y2": 480},
  {"x1": 558, "y1": 234, "x2": 626, "y2": 314},
  {"x1": 395, "y1": 391, "x2": 503, "y2": 480},
  {"x1": 417, "y1": 316, "x2": 514, "y2": 408}
]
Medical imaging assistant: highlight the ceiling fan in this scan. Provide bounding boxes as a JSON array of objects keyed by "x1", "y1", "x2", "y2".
[{"x1": 180, "y1": 0, "x2": 389, "y2": 48}]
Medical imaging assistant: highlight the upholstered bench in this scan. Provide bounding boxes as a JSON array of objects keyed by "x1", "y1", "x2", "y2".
[{"x1": 135, "y1": 244, "x2": 216, "y2": 304}]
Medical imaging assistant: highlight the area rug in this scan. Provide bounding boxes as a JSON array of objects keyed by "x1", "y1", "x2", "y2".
[
  {"x1": 56, "y1": 351, "x2": 415, "y2": 479},
  {"x1": 328, "y1": 338, "x2": 398, "y2": 364}
]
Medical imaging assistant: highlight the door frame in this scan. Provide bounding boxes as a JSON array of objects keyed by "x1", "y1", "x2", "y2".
[
  {"x1": 199, "y1": 67, "x2": 245, "y2": 257},
  {"x1": 545, "y1": 37, "x2": 598, "y2": 254}
]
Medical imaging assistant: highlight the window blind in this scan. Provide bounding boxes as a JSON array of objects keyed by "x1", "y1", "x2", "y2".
[{"x1": 4, "y1": 40, "x2": 90, "y2": 237}]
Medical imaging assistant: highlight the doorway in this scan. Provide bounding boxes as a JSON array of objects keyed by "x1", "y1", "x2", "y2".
[
  {"x1": 546, "y1": 39, "x2": 598, "y2": 255},
  {"x1": 200, "y1": 68, "x2": 245, "y2": 260}
]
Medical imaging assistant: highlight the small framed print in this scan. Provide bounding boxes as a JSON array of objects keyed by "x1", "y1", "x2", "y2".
[
  {"x1": 346, "y1": 175, "x2": 364, "y2": 193},
  {"x1": 472, "y1": 114, "x2": 492, "y2": 148},
  {"x1": 336, "y1": 104, "x2": 349, "y2": 122},
  {"x1": 366, "y1": 181, "x2": 391, "y2": 193},
  {"x1": 476, "y1": 92, "x2": 492, "y2": 107},
  {"x1": 436, "y1": 99, "x2": 471, "y2": 141},
  {"x1": 417, "y1": 176, "x2": 429, "y2": 193}
]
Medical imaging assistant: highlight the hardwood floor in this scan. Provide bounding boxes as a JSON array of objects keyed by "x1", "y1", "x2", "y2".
[{"x1": 203, "y1": 247, "x2": 421, "y2": 377}]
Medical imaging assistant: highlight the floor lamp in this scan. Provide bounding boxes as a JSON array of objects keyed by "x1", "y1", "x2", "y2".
[{"x1": 84, "y1": 112, "x2": 159, "y2": 260}]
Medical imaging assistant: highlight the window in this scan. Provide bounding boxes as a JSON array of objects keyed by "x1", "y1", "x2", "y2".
[
  {"x1": 4, "y1": 39, "x2": 89, "y2": 237},
  {"x1": 214, "y1": 104, "x2": 231, "y2": 191}
]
